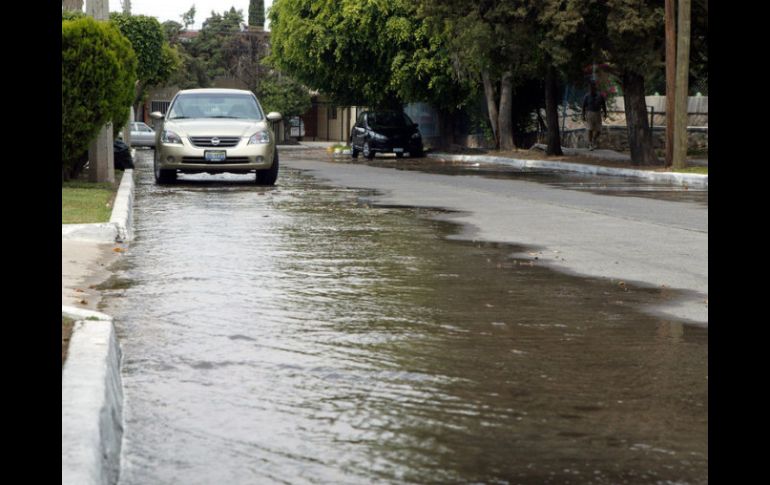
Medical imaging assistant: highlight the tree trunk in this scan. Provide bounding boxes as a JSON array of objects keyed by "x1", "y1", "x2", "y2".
[
  {"x1": 544, "y1": 65, "x2": 562, "y2": 156},
  {"x1": 665, "y1": 0, "x2": 676, "y2": 167},
  {"x1": 622, "y1": 70, "x2": 659, "y2": 166},
  {"x1": 498, "y1": 71, "x2": 515, "y2": 150},
  {"x1": 436, "y1": 109, "x2": 456, "y2": 149},
  {"x1": 481, "y1": 70, "x2": 500, "y2": 149},
  {"x1": 673, "y1": 0, "x2": 691, "y2": 169}
]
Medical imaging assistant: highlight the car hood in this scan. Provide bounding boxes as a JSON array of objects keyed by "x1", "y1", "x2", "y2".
[{"x1": 163, "y1": 119, "x2": 268, "y2": 138}]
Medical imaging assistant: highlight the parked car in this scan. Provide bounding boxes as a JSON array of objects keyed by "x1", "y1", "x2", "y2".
[
  {"x1": 350, "y1": 110, "x2": 423, "y2": 160},
  {"x1": 130, "y1": 122, "x2": 156, "y2": 148},
  {"x1": 114, "y1": 139, "x2": 134, "y2": 169},
  {"x1": 151, "y1": 88, "x2": 282, "y2": 185}
]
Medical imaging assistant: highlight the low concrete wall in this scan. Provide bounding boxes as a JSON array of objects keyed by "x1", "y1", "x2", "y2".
[
  {"x1": 561, "y1": 126, "x2": 708, "y2": 153},
  {"x1": 62, "y1": 308, "x2": 123, "y2": 485}
]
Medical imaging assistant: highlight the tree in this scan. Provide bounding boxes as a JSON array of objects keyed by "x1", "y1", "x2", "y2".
[
  {"x1": 162, "y1": 20, "x2": 183, "y2": 45},
  {"x1": 249, "y1": 0, "x2": 265, "y2": 28},
  {"x1": 181, "y1": 5, "x2": 196, "y2": 30},
  {"x1": 187, "y1": 8, "x2": 244, "y2": 81},
  {"x1": 258, "y1": 75, "x2": 311, "y2": 118},
  {"x1": 418, "y1": 0, "x2": 543, "y2": 150},
  {"x1": 268, "y1": 0, "x2": 472, "y2": 149},
  {"x1": 62, "y1": 16, "x2": 137, "y2": 179},
  {"x1": 593, "y1": 0, "x2": 665, "y2": 166},
  {"x1": 110, "y1": 13, "x2": 177, "y2": 115}
]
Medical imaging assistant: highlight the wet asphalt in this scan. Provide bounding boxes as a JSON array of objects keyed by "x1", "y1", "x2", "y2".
[{"x1": 104, "y1": 149, "x2": 707, "y2": 485}]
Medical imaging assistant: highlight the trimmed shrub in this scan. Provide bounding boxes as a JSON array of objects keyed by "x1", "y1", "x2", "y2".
[{"x1": 62, "y1": 17, "x2": 137, "y2": 179}]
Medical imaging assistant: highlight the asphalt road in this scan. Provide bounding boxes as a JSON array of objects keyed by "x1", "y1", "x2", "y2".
[{"x1": 282, "y1": 150, "x2": 708, "y2": 324}]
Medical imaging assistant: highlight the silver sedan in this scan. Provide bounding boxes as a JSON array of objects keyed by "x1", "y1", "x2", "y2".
[
  {"x1": 151, "y1": 89, "x2": 282, "y2": 185},
  {"x1": 130, "y1": 122, "x2": 156, "y2": 148}
]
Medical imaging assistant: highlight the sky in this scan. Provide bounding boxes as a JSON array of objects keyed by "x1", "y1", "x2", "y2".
[{"x1": 118, "y1": 0, "x2": 274, "y2": 30}]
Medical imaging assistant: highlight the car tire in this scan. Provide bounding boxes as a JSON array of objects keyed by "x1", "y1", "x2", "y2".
[
  {"x1": 154, "y1": 152, "x2": 177, "y2": 184},
  {"x1": 412, "y1": 147, "x2": 424, "y2": 158},
  {"x1": 363, "y1": 142, "x2": 375, "y2": 160},
  {"x1": 256, "y1": 148, "x2": 279, "y2": 186}
]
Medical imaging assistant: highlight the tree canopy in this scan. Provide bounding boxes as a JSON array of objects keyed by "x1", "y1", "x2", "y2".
[{"x1": 268, "y1": 0, "x2": 471, "y2": 110}]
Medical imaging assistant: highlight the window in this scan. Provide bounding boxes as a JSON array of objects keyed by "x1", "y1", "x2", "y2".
[{"x1": 151, "y1": 101, "x2": 171, "y2": 115}]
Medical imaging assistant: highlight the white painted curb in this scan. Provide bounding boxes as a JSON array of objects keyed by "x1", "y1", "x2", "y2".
[
  {"x1": 62, "y1": 169, "x2": 135, "y2": 243},
  {"x1": 430, "y1": 153, "x2": 708, "y2": 188},
  {"x1": 109, "y1": 169, "x2": 134, "y2": 242},
  {"x1": 62, "y1": 306, "x2": 123, "y2": 485}
]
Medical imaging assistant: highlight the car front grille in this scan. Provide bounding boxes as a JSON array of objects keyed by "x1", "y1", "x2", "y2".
[
  {"x1": 181, "y1": 157, "x2": 251, "y2": 164},
  {"x1": 189, "y1": 136, "x2": 241, "y2": 148}
]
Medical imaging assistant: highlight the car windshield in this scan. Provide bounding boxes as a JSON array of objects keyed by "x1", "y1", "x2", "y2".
[
  {"x1": 369, "y1": 112, "x2": 413, "y2": 129},
  {"x1": 167, "y1": 93, "x2": 264, "y2": 120}
]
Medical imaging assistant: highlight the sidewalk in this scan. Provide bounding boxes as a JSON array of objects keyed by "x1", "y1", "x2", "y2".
[
  {"x1": 63, "y1": 169, "x2": 134, "y2": 485},
  {"x1": 529, "y1": 143, "x2": 708, "y2": 167},
  {"x1": 62, "y1": 240, "x2": 122, "y2": 311},
  {"x1": 429, "y1": 144, "x2": 708, "y2": 188}
]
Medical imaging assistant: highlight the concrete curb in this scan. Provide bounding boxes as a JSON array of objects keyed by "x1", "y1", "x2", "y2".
[
  {"x1": 430, "y1": 153, "x2": 708, "y2": 188},
  {"x1": 62, "y1": 169, "x2": 135, "y2": 243},
  {"x1": 109, "y1": 169, "x2": 134, "y2": 242},
  {"x1": 62, "y1": 306, "x2": 123, "y2": 485}
]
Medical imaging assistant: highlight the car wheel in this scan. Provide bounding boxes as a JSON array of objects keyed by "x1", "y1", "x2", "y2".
[
  {"x1": 154, "y1": 152, "x2": 176, "y2": 184},
  {"x1": 412, "y1": 147, "x2": 424, "y2": 158},
  {"x1": 363, "y1": 142, "x2": 374, "y2": 160},
  {"x1": 256, "y1": 148, "x2": 279, "y2": 186}
]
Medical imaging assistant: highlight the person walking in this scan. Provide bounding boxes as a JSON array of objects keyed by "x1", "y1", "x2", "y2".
[{"x1": 582, "y1": 80, "x2": 608, "y2": 151}]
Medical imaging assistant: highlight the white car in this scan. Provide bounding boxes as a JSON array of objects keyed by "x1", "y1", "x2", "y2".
[{"x1": 130, "y1": 122, "x2": 156, "y2": 147}]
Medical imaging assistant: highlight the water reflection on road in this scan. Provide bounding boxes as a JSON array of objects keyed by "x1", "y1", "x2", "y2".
[{"x1": 106, "y1": 150, "x2": 707, "y2": 485}]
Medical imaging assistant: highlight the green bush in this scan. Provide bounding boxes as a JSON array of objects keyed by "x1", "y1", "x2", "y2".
[{"x1": 62, "y1": 17, "x2": 137, "y2": 178}]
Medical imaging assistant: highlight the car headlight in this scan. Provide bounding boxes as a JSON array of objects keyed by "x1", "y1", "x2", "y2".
[
  {"x1": 411, "y1": 132, "x2": 421, "y2": 139},
  {"x1": 248, "y1": 130, "x2": 270, "y2": 144},
  {"x1": 161, "y1": 130, "x2": 183, "y2": 144}
]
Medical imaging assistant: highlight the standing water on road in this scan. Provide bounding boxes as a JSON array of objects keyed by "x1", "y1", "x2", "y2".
[{"x1": 105, "y1": 150, "x2": 707, "y2": 485}]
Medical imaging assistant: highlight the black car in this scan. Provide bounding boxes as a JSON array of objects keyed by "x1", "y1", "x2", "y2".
[{"x1": 350, "y1": 111, "x2": 423, "y2": 159}]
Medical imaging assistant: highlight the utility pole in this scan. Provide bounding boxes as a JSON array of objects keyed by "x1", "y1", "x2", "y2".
[
  {"x1": 672, "y1": 0, "x2": 691, "y2": 170},
  {"x1": 86, "y1": 0, "x2": 115, "y2": 183},
  {"x1": 665, "y1": 0, "x2": 676, "y2": 167}
]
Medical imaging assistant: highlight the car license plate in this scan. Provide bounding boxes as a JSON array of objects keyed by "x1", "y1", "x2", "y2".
[
  {"x1": 204, "y1": 150, "x2": 227, "y2": 162},
  {"x1": 393, "y1": 148, "x2": 404, "y2": 153}
]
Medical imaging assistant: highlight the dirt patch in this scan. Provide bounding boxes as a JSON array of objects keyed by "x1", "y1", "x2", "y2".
[{"x1": 62, "y1": 317, "x2": 74, "y2": 367}]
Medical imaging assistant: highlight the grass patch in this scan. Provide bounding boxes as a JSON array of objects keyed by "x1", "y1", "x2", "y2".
[
  {"x1": 62, "y1": 316, "x2": 75, "y2": 366},
  {"x1": 671, "y1": 166, "x2": 708, "y2": 175},
  {"x1": 62, "y1": 171, "x2": 123, "y2": 224}
]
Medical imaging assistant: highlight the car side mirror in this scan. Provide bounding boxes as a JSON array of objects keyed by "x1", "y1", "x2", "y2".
[
  {"x1": 266, "y1": 112, "x2": 282, "y2": 122},
  {"x1": 150, "y1": 111, "x2": 165, "y2": 120}
]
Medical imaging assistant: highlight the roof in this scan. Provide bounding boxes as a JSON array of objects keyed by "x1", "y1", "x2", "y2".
[{"x1": 176, "y1": 89, "x2": 254, "y2": 95}]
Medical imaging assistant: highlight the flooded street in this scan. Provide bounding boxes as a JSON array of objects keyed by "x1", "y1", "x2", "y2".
[{"x1": 105, "y1": 149, "x2": 707, "y2": 484}]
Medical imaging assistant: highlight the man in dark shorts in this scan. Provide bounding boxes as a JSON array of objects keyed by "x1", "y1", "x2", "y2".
[{"x1": 582, "y1": 81, "x2": 608, "y2": 150}]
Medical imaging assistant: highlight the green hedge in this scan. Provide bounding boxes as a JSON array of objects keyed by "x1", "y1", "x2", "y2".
[{"x1": 61, "y1": 17, "x2": 137, "y2": 176}]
